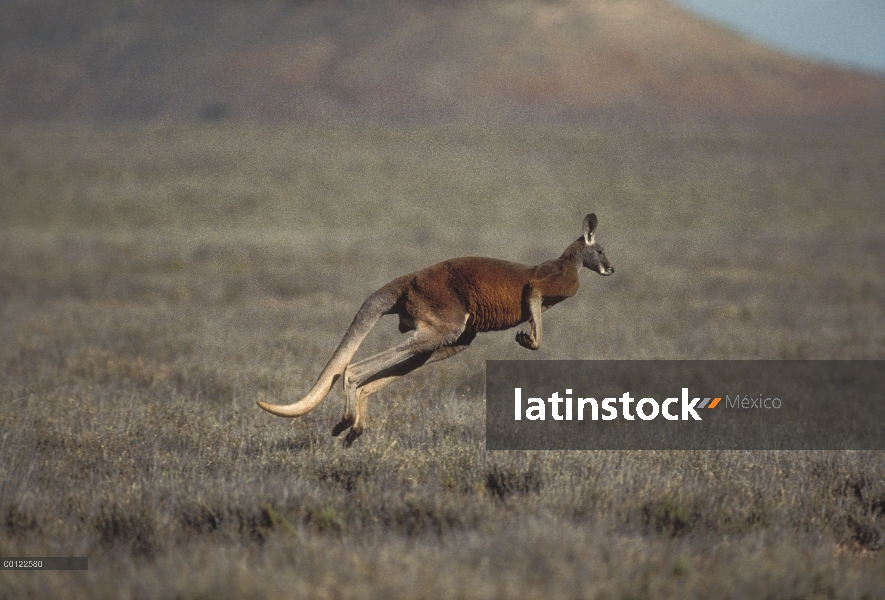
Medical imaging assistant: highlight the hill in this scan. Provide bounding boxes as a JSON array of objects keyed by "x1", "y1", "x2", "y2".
[{"x1": 1, "y1": 0, "x2": 884, "y2": 126}]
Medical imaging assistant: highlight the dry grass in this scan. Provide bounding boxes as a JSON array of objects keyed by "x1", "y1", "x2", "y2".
[{"x1": 0, "y1": 122, "x2": 883, "y2": 598}]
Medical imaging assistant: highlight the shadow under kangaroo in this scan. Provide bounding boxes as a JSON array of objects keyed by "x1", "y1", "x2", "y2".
[{"x1": 258, "y1": 214, "x2": 614, "y2": 446}]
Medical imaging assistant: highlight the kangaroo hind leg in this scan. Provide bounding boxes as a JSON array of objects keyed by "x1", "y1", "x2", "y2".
[
  {"x1": 333, "y1": 327, "x2": 474, "y2": 447},
  {"x1": 331, "y1": 331, "x2": 476, "y2": 439},
  {"x1": 331, "y1": 342, "x2": 425, "y2": 439}
]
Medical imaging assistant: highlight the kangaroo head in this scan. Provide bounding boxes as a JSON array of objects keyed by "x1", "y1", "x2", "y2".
[{"x1": 581, "y1": 213, "x2": 614, "y2": 276}]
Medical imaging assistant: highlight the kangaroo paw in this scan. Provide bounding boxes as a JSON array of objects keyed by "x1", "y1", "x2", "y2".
[{"x1": 515, "y1": 330, "x2": 539, "y2": 350}]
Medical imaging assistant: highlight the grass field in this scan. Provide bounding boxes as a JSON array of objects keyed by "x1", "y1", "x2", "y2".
[{"x1": 1, "y1": 122, "x2": 883, "y2": 598}]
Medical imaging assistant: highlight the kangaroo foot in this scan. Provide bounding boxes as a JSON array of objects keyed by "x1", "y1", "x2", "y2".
[
  {"x1": 343, "y1": 425, "x2": 363, "y2": 448},
  {"x1": 331, "y1": 415, "x2": 355, "y2": 437}
]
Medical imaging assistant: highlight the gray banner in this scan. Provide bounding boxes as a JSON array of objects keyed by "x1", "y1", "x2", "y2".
[
  {"x1": 1, "y1": 557, "x2": 88, "y2": 570},
  {"x1": 485, "y1": 361, "x2": 885, "y2": 450}
]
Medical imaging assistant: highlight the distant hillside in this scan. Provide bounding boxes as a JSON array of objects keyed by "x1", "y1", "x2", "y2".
[{"x1": 1, "y1": 0, "x2": 883, "y2": 126}]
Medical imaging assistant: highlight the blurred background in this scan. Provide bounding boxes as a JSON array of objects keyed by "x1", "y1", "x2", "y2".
[{"x1": 1, "y1": 0, "x2": 883, "y2": 126}]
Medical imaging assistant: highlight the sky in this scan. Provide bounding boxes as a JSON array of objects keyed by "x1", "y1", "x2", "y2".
[{"x1": 671, "y1": 0, "x2": 885, "y2": 74}]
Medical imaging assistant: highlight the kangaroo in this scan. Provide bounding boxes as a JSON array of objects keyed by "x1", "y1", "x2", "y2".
[{"x1": 258, "y1": 214, "x2": 614, "y2": 446}]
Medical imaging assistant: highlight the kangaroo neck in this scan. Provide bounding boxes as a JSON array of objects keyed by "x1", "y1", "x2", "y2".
[
  {"x1": 555, "y1": 238, "x2": 587, "y2": 271},
  {"x1": 528, "y1": 240, "x2": 584, "y2": 280}
]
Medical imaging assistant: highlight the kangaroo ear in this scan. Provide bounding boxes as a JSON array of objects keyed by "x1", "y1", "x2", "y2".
[{"x1": 582, "y1": 213, "x2": 598, "y2": 243}]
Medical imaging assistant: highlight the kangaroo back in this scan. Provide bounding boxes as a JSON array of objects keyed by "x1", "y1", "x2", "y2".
[{"x1": 421, "y1": 257, "x2": 534, "y2": 332}]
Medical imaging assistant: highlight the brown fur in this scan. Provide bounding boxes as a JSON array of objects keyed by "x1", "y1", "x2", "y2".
[{"x1": 258, "y1": 214, "x2": 614, "y2": 446}]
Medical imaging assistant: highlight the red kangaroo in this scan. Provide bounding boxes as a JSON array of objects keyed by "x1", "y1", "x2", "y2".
[{"x1": 258, "y1": 214, "x2": 614, "y2": 446}]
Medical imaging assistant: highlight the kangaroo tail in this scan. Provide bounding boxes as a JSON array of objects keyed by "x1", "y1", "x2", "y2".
[{"x1": 257, "y1": 285, "x2": 400, "y2": 418}]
